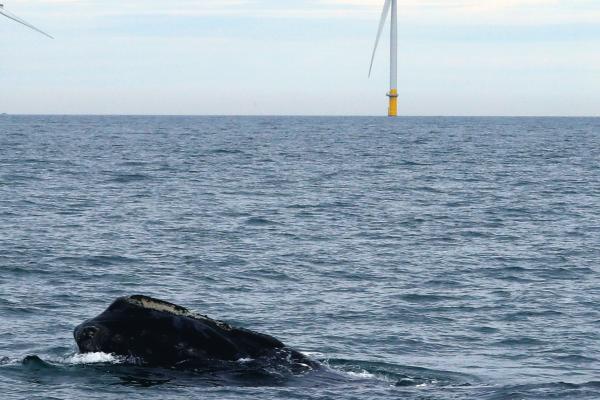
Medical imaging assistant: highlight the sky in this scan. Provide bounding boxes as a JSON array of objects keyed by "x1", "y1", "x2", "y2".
[{"x1": 0, "y1": 0, "x2": 599, "y2": 116}]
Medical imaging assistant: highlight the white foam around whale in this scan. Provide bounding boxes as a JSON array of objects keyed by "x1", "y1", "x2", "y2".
[
  {"x1": 301, "y1": 351, "x2": 325, "y2": 358},
  {"x1": 344, "y1": 370, "x2": 378, "y2": 380},
  {"x1": 66, "y1": 352, "x2": 122, "y2": 365}
]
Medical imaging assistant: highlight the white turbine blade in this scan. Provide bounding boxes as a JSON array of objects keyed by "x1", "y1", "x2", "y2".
[
  {"x1": 368, "y1": 0, "x2": 391, "y2": 77},
  {"x1": 0, "y1": 7, "x2": 54, "y2": 39}
]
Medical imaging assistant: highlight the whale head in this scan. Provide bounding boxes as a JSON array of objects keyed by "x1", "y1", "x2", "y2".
[
  {"x1": 73, "y1": 295, "x2": 230, "y2": 364},
  {"x1": 73, "y1": 295, "x2": 303, "y2": 368}
]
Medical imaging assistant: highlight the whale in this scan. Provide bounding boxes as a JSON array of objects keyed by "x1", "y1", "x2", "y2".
[{"x1": 74, "y1": 295, "x2": 317, "y2": 370}]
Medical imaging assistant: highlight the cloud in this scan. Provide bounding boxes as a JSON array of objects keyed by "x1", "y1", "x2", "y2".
[
  {"x1": 12, "y1": 0, "x2": 600, "y2": 24},
  {"x1": 320, "y1": 0, "x2": 600, "y2": 24}
]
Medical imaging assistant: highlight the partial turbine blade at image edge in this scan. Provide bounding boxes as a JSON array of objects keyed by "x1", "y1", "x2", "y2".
[
  {"x1": 368, "y1": 0, "x2": 391, "y2": 77},
  {"x1": 0, "y1": 7, "x2": 54, "y2": 39}
]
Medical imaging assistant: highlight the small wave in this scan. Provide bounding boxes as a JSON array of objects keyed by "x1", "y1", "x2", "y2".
[
  {"x1": 413, "y1": 186, "x2": 444, "y2": 194},
  {"x1": 245, "y1": 217, "x2": 279, "y2": 226},
  {"x1": 119, "y1": 161, "x2": 149, "y2": 167},
  {"x1": 503, "y1": 309, "x2": 564, "y2": 321},
  {"x1": 325, "y1": 358, "x2": 476, "y2": 388},
  {"x1": 55, "y1": 255, "x2": 139, "y2": 267},
  {"x1": 0, "y1": 356, "x2": 12, "y2": 365},
  {"x1": 399, "y1": 293, "x2": 460, "y2": 303},
  {"x1": 105, "y1": 173, "x2": 151, "y2": 183},
  {"x1": 210, "y1": 149, "x2": 244, "y2": 155},
  {"x1": 553, "y1": 354, "x2": 598, "y2": 364},
  {"x1": 22, "y1": 355, "x2": 54, "y2": 369},
  {"x1": 495, "y1": 337, "x2": 545, "y2": 347},
  {"x1": 398, "y1": 160, "x2": 431, "y2": 166},
  {"x1": 489, "y1": 381, "x2": 600, "y2": 398},
  {"x1": 470, "y1": 326, "x2": 500, "y2": 334}
]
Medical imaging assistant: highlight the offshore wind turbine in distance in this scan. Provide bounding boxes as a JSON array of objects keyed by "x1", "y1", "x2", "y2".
[
  {"x1": 0, "y1": 3, "x2": 53, "y2": 39},
  {"x1": 369, "y1": 0, "x2": 398, "y2": 117}
]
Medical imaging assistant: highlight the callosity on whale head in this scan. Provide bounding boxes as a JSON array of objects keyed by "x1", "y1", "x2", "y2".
[{"x1": 74, "y1": 295, "x2": 316, "y2": 368}]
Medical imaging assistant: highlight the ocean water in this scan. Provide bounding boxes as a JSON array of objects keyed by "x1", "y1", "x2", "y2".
[{"x1": 1, "y1": 115, "x2": 599, "y2": 399}]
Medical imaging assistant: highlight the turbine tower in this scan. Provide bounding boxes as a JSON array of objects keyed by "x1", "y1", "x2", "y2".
[
  {"x1": 0, "y1": 3, "x2": 53, "y2": 38},
  {"x1": 369, "y1": 0, "x2": 398, "y2": 117}
]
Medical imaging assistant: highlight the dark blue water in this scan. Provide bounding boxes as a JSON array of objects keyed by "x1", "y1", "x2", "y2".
[{"x1": 1, "y1": 115, "x2": 599, "y2": 399}]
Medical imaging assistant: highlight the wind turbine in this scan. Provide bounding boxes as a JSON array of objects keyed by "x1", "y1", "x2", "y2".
[
  {"x1": 0, "y1": 3, "x2": 53, "y2": 38},
  {"x1": 369, "y1": 0, "x2": 397, "y2": 117}
]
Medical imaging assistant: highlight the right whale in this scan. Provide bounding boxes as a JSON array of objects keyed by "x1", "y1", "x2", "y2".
[{"x1": 73, "y1": 295, "x2": 319, "y2": 370}]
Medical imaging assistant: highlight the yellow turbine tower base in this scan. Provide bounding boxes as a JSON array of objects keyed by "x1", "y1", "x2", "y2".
[{"x1": 387, "y1": 89, "x2": 398, "y2": 117}]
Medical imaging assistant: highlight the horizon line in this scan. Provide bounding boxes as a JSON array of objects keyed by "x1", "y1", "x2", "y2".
[{"x1": 2, "y1": 113, "x2": 599, "y2": 118}]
